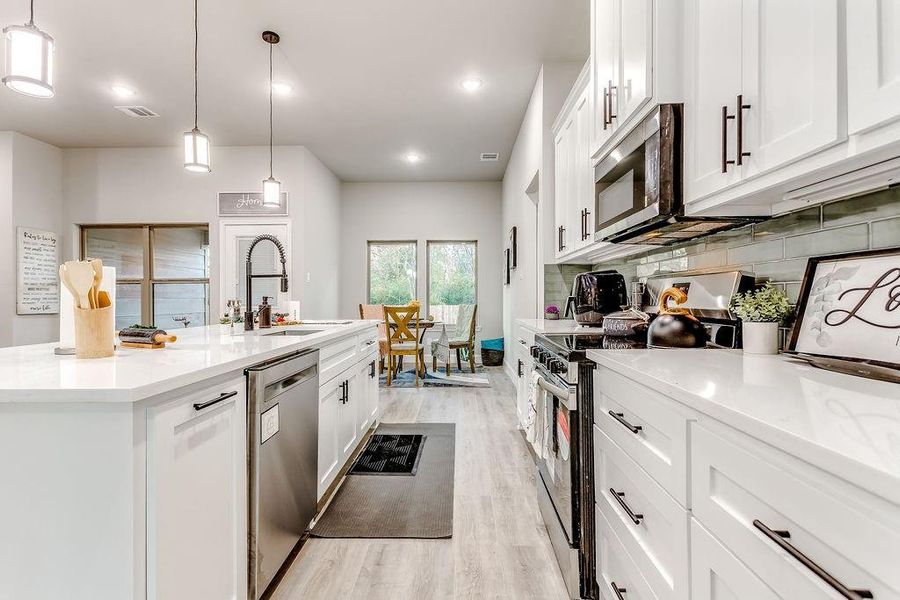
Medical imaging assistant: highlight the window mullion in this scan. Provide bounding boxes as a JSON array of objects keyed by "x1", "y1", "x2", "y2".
[{"x1": 141, "y1": 226, "x2": 152, "y2": 325}]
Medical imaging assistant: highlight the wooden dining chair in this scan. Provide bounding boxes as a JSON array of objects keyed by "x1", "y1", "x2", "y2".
[
  {"x1": 359, "y1": 303, "x2": 388, "y2": 373},
  {"x1": 384, "y1": 304, "x2": 424, "y2": 386},
  {"x1": 432, "y1": 304, "x2": 478, "y2": 375}
]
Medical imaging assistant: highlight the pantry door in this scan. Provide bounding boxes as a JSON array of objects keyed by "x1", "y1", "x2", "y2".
[{"x1": 220, "y1": 221, "x2": 291, "y2": 318}]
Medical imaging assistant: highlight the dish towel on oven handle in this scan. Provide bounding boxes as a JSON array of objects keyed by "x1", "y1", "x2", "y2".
[{"x1": 526, "y1": 372, "x2": 555, "y2": 466}]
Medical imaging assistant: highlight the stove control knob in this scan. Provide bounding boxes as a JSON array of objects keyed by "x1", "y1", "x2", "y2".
[
  {"x1": 550, "y1": 359, "x2": 568, "y2": 375},
  {"x1": 530, "y1": 345, "x2": 540, "y2": 359}
]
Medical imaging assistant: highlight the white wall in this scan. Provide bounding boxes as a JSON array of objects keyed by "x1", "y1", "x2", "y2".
[
  {"x1": 500, "y1": 62, "x2": 581, "y2": 373},
  {"x1": 61, "y1": 144, "x2": 341, "y2": 323},
  {"x1": 338, "y1": 181, "x2": 503, "y2": 345},
  {"x1": 0, "y1": 132, "x2": 64, "y2": 347}
]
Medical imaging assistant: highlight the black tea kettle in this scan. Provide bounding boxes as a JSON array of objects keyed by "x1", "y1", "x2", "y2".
[{"x1": 647, "y1": 287, "x2": 709, "y2": 348}]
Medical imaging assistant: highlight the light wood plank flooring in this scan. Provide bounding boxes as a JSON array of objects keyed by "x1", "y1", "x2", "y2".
[{"x1": 270, "y1": 368, "x2": 569, "y2": 600}]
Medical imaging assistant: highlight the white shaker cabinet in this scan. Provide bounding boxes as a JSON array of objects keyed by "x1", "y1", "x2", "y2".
[
  {"x1": 685, "y1": 0, "x2": 841, "y2": 205},
  {"x1": 317, "y1": 375, "x2": 343, "y2": 499},
  {"x1": 554, "y1": 116, "x2": 574, "y2": 258},
  {"x1": 617, "y1": 0, "x2": 653, "y2": 128},
  {"x1": 591, "y1": 0, "x2": 618, "y2": 154},
  {"x1": 146, "y1": 377, "x2": 248, "y2": 600},
  {"x1": 847, "y1": 0, "x2": 900, "y2": 135},
  {"x1": 355, "y1": 353, "x2": 378, "y2": 437}
]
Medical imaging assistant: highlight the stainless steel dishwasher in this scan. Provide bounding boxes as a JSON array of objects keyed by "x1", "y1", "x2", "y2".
[{"x1": 246, "y1": 349, "x2": 319, "y2": 600}]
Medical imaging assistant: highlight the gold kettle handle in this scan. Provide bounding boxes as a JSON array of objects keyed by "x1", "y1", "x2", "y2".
[{"x1": 658, "y1": 287, "x2": 691, "y2": 316}]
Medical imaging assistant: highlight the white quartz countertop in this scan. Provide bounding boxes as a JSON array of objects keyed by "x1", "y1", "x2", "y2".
[
  {"x1": 586, "y1": 348, "x2": 900, "y2": 505},
  {"x1": 0, "y1": 321, "x2": 377, "y2": 403},
  {"x1": 516, "y1": 318, "x2": 603, "y2": 335}
]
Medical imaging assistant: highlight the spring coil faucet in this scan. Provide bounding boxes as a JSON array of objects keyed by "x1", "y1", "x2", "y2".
[{"x1": 244, "y1": 234, "x2": 288, "y2": 331}]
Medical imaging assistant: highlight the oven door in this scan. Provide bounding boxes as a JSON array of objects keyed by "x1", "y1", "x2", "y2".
[
  {"x1": 535, "y1": 369, "x2": 579, "y2": 545},
  {"x1": 594, "y1": 104, "x2": 681, "y2": 242}
]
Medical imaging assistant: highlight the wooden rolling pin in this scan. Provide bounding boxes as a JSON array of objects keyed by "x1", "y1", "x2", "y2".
[{"x1": 118, "y1": 327, "x2": 177, "y2": 349}]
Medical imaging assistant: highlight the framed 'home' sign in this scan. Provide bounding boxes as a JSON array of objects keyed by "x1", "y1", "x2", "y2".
[
  {"x1": 218, "y1": 191, "x2": 289, "y2": 216},
  {"x1": 787, "y1": 247, "x2": 900, "y2": 382}
]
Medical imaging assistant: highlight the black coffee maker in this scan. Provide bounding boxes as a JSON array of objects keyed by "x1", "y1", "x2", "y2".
[{"x1": 564, "y1": 270, "x2": 628, "y2": 327}]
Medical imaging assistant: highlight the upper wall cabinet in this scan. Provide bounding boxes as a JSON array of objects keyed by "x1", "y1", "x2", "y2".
[
  {"x1": 847, "y1": 0, "x2": 900, "y2": 135},
  {"x1": 554, "y1": 69, "x2": 593, "y2": 259},
  {"x1": 590, "y1": 0, "x2": 681, "y2": 161},
  {"x1": 685, "y1": 0, "x2": 841, "y2": 204}
]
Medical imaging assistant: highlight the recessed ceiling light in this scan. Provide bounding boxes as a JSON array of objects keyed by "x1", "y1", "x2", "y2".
[
  {"x1": 405, "y1": 152, "x2": 421, "y2": 164},
  {"x1": 110, "y1": 84, "x2": 135, "y2": 98},
  {"x1": 271, "y1": 81, "x2": 292, "y2": 95},
  {"x1": 461, "y1": 78, "x2": 483, "y2": 92}
]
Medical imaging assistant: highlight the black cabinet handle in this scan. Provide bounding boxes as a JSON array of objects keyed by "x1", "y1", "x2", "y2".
[
  {"x1": 721, "y1": 105, "x2": 736, "y2": 173},
  {"x1": 370, "y1": 360, "x2": 376, "y2": 379},
  {"x1": 736, "y1": 94, "x2": 751, "y2": 166},
  {"x1": 603, "y1": 86, "x2": 609, "y2": 129},
  {"x1": 560, "y1": 226, "x2": 566, "y2": 251},
  {"x1": 610, "y1": 488, "x2": 643, "y2": 525},
  {"x1": 193, "y1": 390, "x2": 237, "y2": 411},
  {"x1": 610, "y1": 582, "x2": 627, "y2": 600},
  {"x1": 584, "y1": 209, "x2": 591, "y2": 240},
  {"x1": 607, "y1": 79, "x2": 617, "y2": 123},
  {"x1": 517, "y1": 359, "x2": 524, "y2": 377},
  {"x1": 609, "y1": 410, "x2": 642, "y2": 434},
  {"x1": 753, "y1": 520, "x2": 873, "y2": 599},
  {"x1": 340, "y1": 380, "x2": 349, "y2": 404}
]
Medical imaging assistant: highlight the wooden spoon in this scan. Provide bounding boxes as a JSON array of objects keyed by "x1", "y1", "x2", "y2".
[
  {"x1": 59, "y1": 264, "x2": 80, "y2": 308},
  {"x1": 65, "y1": 260, "x2": 95, "y2": 311},
  {"x1": 89, "y1": 258, "x2": 103, "y2": 309},
  {"x1": 97, "y1": 290, "x2": 112, "y2": 308}
]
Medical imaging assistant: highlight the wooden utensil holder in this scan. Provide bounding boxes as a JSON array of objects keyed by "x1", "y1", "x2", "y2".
[{"x1": 74, "y1": 305, "x2": 115, "y2": 359}]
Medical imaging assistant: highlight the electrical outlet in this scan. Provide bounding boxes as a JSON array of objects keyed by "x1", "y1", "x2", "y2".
[{"x1": 306, "y1": 272, "x2": 311, "y2": 283}]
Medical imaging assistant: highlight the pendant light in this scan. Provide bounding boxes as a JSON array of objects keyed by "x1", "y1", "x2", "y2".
[
  {"x1": 2, "y1": 0, "x2": 55, "y2": 98},
  {"x1": 183, "y1": 0, "x2": 210, "y2": 172},
  {"x1": 262, "y1": 31, "x2": 281, "y2": 207}
]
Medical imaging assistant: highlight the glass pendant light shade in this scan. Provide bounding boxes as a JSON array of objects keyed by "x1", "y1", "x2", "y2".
[
  {"x1": 2, "y1": 23, "x2": 54, "y2": 98},
  {"x1": 263, "y1": 176, "x2": 281, "y2": 207},
  {"x1": 184, "y1": 128, "x2": 210, "y2": 172}
]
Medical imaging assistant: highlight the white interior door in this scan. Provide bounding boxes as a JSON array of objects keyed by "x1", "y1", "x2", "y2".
[
  {"x1": 847, "y1": 0, "x2": 900, "y2": 135},
  {"x1": 740, "y1": 0, "x2": 841, "y2": 176},
  {"x1": 220, "y1": 222, "x2": 290, "y2": 317}
]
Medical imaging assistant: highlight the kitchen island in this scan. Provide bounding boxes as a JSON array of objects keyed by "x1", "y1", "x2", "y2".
[{"x1": 0, "y1": 321, "x2": 380, "y2": 600}]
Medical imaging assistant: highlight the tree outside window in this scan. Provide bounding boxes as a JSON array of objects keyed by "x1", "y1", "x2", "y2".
[
  {"x1": 428, "y1": 241, "x2": 476, "y2": 325},
  {"x1": 368, "y1": 241, "x2": 417, "y2": 305}
]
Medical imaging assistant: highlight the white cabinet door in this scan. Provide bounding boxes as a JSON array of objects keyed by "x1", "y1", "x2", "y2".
[
  {"x1": 691, "y1": 519, "x2": 779, "y2": 600},
  {"x1": 685, "y1": 0, "x2": 743, "y2": 202},
  {"x1": 617, "y1": 0, "x2": 652, "y2": 128},
  {"x1": 367, "y1": 357, "x2": 380, "y2": 424},
  {"x1": 554, "y1": 124, "x2": 572, "y2": 257},
  {"x1": 147, "y1": 378, "x2": 247, "y2": 600},
  {"x1": 740, "y1": 0, "x2": 840, "y2": 177},
  {"x1": 591, "y1": 0, "x2": 618, "y2": 154},
  {"x1": 355, "y1": 356, "x2": 377, "y2": 436},
  {"x1": 573, "y1": 86, "x2": 594, "y2": 250},
  {"x1": 317, "y1": 377, "x2": 342, "y2": 499},
  {"x1": 847, "y1": 0, "x2": 900, "y2": 135},
  {"x1": 337, "y1": 370, "x2": 359, "y2": 461}
]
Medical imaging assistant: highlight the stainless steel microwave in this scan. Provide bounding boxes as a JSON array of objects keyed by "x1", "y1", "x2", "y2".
[{"x1": 594, "y1": 104, "x2": 756, "y2": 246}]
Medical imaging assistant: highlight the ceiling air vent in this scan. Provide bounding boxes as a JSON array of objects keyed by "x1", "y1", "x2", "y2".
[
  {"x1": 114, "y1": 105, "x2": 160, "y2": 118},
  {"x1": 480, "y1": 152, "x2": 500, "y2": 162}
]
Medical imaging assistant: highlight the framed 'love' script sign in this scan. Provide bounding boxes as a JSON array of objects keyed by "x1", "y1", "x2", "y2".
[{"x1": 788, "y1": 247, "x2": 900, "y2": 381}]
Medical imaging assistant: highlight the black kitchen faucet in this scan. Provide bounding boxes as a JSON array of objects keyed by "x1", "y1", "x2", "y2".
[{"x1": 244, "y1": 234, "x2": 288, "y2": 331}]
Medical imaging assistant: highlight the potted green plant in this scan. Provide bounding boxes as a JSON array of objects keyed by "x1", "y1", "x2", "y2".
[{"x1": 731, "y1": 283, "x2": 792, "y2": 355}]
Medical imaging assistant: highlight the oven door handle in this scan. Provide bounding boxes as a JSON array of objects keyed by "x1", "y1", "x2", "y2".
[{"x1": 536, "y1": 375, "x2": 577, "y2": 411}]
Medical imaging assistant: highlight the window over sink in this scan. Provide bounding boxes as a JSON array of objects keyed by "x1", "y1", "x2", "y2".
[{"x1": 81, "y1": 224, "x2": 210, "y2": 329}]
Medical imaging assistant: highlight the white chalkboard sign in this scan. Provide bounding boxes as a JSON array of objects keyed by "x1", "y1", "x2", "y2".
[{"x1": 17, "y1": 227, "x2": 59, "y2": 315}]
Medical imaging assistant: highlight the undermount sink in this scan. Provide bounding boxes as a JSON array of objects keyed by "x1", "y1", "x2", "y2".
[{"x1": 264, "y1": 329, "x2": 325, "y2": 337}]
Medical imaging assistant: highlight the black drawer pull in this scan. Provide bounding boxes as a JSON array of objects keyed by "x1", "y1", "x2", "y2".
[
  {"x1": 753, "y1": 520, "x2": 873, "y2": 600},
  {"x1": 610, "y1": 581, "x2": 627, "y2": 600},
  {"x1": 193, "y1": 390, "x2": 237, "y2": 411},
  {"x1": 370, "y1": 360, "x2": 377, "y2": 379},
  {"x1": 609, "y1": 411, "x2": 642, "y2": 434},
  {"x1": 610, "y1": 488, "x2": 643, "y2": 525}
]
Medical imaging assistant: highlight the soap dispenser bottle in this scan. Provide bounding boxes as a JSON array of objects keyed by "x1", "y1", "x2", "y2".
[{"x1": 258, "y1": 296, "x2": 272, "y2": 329}]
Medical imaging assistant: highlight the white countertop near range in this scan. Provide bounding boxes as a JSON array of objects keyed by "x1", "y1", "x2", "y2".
[
  {"x1": 587, "y1": 348, "x2": 900, "y2": 505},
  {"x1": 516, "y1": 318, "x2": 602, "y2": 335},
  {"x1": 0, "y1": 321, "x2": 377, "y2": 404}
]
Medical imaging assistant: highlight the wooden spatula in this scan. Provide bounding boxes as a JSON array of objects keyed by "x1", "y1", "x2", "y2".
[
  {"x1": 65, "y1": 260, "x2": 94, "y2": 310},
  {"x1": 59, "y1": 264, "x2": 80, "y2": 307},
  {"x1": 89, "y1": 258, "x2": 103, "y2": 309}
]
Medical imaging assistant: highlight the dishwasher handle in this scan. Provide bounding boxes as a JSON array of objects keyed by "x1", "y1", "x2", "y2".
[{"x1": 264, "y1": 364, "x2": 317, "y2": 401}]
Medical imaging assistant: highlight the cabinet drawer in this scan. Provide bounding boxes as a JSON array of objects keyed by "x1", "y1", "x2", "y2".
[
  {"x1": 357, "y1": 329, "x2": 378, "y2": 353},
  {"x1": 320, "y1": 335, "x2": 358, "y2": 384},
  {"x1": 595, "y1": 425, "x2": 690, "y2": 600},
  {"x1": 692, "y1": 422, "x2": 900, "y2": 599},
  {"x1": 594, "y1": 366, "x2": 691, "y2": 506},
  {"x1": 596, "y1": 503, "x2": 660, "y2": 600},
  {"x1": 691, "y1": 518, "x2": 779, "y2": 600}
]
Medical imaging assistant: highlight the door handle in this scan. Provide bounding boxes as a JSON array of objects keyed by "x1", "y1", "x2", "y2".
[
  {"x1": 736, "y1": 94, "x2": 751, "y2": 165},
  {"x1": 721, "y1": 105, "x2": 736, "y2": 173},
  {"x1": 607, "y1": 79, "x2": 617, "y2": 123},
  {"x1": 193, "y1": 391, "x2": 237, "y2": 411},
  {"x1": 753, "y1": 520, "x2": 873, "y2": 599},
  {"x1": 517, "y1": 359, "x2": 523, "y2": 377},
  {"x1": 609, "y1": 582, "x2": 627, "y2": 600},
  {"x1": 340, "y1": 380, "x2": 349, "y2": 404},
  {"x1": 610, "y1": 488, "x2": 644, "y2": 525},
  {"x1": 602, "y1": 86, "x2": 609, "y2": 129},
  {"x1": 370, "y1": 360, "x2": 376, "y2": 379},
  {"x1": 560, "y1": 226, "x2": 566, "y2": 251}
]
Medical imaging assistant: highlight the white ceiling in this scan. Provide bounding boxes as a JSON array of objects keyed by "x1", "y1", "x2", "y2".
[{"x1": 0, "y1": 0, "x2": 588, "y2": 181}]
